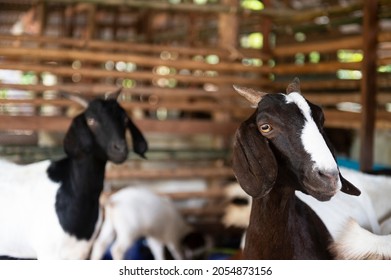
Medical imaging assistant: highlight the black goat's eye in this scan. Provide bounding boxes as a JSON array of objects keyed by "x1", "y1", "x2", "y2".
[
  {"x1": 259, "y1": 124, "x2": 272, "y2": 133},
  {"x1": 86, "y1": 117, "x2": 98, "y2": 127}
]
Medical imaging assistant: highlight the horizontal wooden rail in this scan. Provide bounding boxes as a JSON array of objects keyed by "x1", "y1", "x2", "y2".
[
  {"x1": 1, "y1": 93, "x2": 391, "y2": 108},
  {"x1": 0, "y1": 110, "x2": 389, "y2": 133},
  {"x1": 273, "y1": 31, "x2": 391, "y2": 57},
  {"x1": 160, "y1": 189, "x2": 225, "y2": 200},
  {"x1": 0, "y1": 83, "x2": 238, "y2": 98},
  {"x1": 0, "y1": 34, "x2": 268, "y2": 60},
  {"x1": 1, "y1": 82, "x2": 390, "y2": 105},
  {"x1": 0, "y1": 62, "x2": 267, "y2": 87},
  {"x1": 0, "y1": 115, "x2": 242, "y2": 135},
  {"x1": 106, "y1": 166, "x2": 234, "y2": 180},
  {"x1": 0, "y1": 146, "x2": 231, "y2": 161},
  {"x1": 324, "y1": 109, "x2": 391, "y2": 129},
  {"x1": 0, "y1": 46, "x2": 270, "y2": 74},
  {"x1": 272, "y1": 61, "x2": 362, "y2": 75}
]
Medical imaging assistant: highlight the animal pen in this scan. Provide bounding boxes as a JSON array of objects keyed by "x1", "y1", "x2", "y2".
[{"x1": 0, "y1": 0, "x2": 391, "y2": 254}]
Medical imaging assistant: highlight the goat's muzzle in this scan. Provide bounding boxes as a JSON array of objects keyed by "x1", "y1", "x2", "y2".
[
  {"x1": 108, "y1": 140, "x2": 128, "y2": 163},
  {"x1": 302, "y1": 169, "x2": 340, "y2": 201}
]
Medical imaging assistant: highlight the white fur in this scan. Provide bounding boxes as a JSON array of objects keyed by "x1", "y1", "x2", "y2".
[
  {"x1": 330, "y1": 219, "x2": 391, "y2": 260},
  {"x1": 90, "y1": 187, "x2": 193, "y2": 260},
  {"x1": 296, "y1": 187, "x2": 381, "y2": 239},
  {"x1": 0, "y1": 159, "x2": 101, "y2": 259},
  {"x1": 339, "y1": 167, "x2": 391, "y2": 222},
  {"x1": 380, "y1": 216, "x2": 391, "y2": 235},
  {"x1": 328, "y1": 168, "x2": 391, "y2": 259},
  {"x1": 285, "y1": 92, "x2": 340, "y2": 181}
]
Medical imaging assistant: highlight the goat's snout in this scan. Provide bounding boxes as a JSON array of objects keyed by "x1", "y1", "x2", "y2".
[
  {"x1": 111, "y1": 140, "x2": 127, "y2": 153},
  {"x1": 317, "y1": 170, "x2": 340, "y2": 187},
  {"x1": 108, "y1": 140, "x2": 128, "y2": 163},
  {"x1": 303, "y1": 168, "x2": 341, "y2": 201}
]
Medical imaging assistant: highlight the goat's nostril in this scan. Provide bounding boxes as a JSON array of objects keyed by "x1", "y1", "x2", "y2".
[
  {"x1": 112, "y1": 141, "x2": 126, "y2": 152},
  {"x1": 318, "y1": 170, "x2": 339, "y2": 182}
]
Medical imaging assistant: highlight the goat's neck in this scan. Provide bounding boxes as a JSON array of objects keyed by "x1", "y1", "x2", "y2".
[
  {"x1": 68, "y1": 155, "x2": 106, "y2": 196},
  {"x1": 53, "y1": 154, "x2": 107, "y2": 240},
  {"x1": 244, "y1": 177, "x2": 332, "y2": 260}
]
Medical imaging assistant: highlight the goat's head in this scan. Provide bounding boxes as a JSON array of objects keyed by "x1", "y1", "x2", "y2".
[
  {"x1": 232, "y1": 78, "x2": 360, "y2": 201},
  {"x1": 63, "y1": 89, "x2": 148, "y2": 163}
]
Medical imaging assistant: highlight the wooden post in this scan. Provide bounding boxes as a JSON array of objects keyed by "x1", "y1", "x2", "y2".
[
  {"x1": 85, "y1": 4, "x2": 96, "y2": 42},
  {"x1": 216, "y1": 0, "x2": 239, "y2": 124},
  {"x1": 218, "y1": 0, "x2": 239, "y2": 48},
  {"x1": 261, "y1": 0, "x2": 272, "y2": 89},
  {"x1": 211, "y1": 0, "x2": 240, "y2": 194},
  {"x1": 359, "y1": 0, "x2": 379, "y2": 172},
  {"x1": 261, "y1": 0, "x2": 272, "y2": 55}
]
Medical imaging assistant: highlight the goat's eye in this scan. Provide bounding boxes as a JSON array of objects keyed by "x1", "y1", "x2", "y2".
[
  {"x1": 86, "y1": 117, "x2": 98, "y2": 127},
  {"x1": 259, "y1": 124, "x2": 272, "y2": 134}
]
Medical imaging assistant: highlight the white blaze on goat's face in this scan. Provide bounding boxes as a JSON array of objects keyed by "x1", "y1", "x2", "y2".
[{"x1": 285, "y1": 92, "x2": 341, "y2": 188}]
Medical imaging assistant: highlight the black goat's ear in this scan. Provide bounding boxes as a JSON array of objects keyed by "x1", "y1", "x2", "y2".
[
  {"x1": 232, "y1": 114, "x2": 277, "y2": 198},
  {"x1": 127, "y1": 117, "x2": 148, "y2": 158},
  {"x1": 340, "y1": 173, "x2": 361, "y2": 196},
  {"x1": 105, "y1": 87, "x2": 122, "y2": 101},
  {"x1": 63, "y1": 114, "x2": 93, "y2": 157},
  {"x1": 322, "y1": 130, "x2": 361, "y2": 197}
]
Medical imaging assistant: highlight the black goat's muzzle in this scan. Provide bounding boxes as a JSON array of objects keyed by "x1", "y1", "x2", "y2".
[{"x1": 107, "y1": 140, "x2": 128, "y2": 163}]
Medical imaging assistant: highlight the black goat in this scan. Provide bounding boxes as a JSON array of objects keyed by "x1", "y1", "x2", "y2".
[
  {"x1": 0, "y1": 90, "x2": 147, "y2": 259},
  {"x1": 232, "y1": 78, "x2": 360, "y2": 259}
]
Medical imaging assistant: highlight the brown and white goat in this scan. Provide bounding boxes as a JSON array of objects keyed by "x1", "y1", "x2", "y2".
[{"x1": 232, "y1": 78, "x2": 361, "y2": 259}]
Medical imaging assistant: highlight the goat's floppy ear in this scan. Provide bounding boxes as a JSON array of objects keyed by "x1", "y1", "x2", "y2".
[
  {"x1": 127, "y1": 117, "x2": 148, "y2": 158},
  {"x1": 63, "y1": 114, "x2": 93, "y2": 157},
  {"x1": 232, "y1": 114, "x2": 278, "y2": 198},
  {"x1": 340, "y1": 173, "x2": 361, "y2": 196}
]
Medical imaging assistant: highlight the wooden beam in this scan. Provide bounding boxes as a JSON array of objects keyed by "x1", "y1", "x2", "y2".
[
  {"x1": 0, "y1": 34, "x2": 269, "y2": 60},
  {"x1": 0, "y1": 116, "x2": 241, "y2": 135},
  {"x1": 106, "y1": 166, "x2": 234, "y2": 180},
  {"x1": 0, "y1": 46, "x2": 270, "y2": 74},
  {"x1": 359, "y1": 0, "x2": 379, "y2": 172},
  {"x1": 0, "y1": 62, "x2": 268, "y2": 87}
]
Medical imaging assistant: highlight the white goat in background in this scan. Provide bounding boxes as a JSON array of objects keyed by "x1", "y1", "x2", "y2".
[{"x1": 90, "y1": 186, "x2": 207, "y2": 260}]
